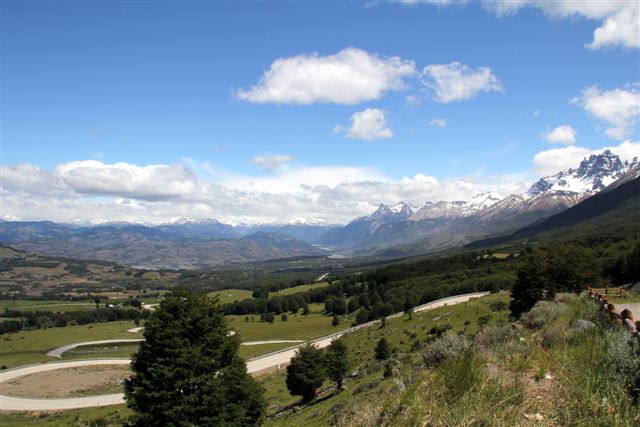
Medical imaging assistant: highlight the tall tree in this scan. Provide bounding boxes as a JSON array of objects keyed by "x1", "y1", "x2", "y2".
[
  {"x1": 285, "y1": 344, "x2": 325, "y2": 402},
  {"x1": 324, "y1": 339, "x2": 350, "y2": 391},
  {"x1": 124, "y1": 289, "x2": 265, "y2": 426}
]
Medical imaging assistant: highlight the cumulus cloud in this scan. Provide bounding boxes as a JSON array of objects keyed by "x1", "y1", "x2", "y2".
[
  {"x1": 236, "y1": 48, "x2": 416, "y2": 105},
  {"x1": 397, "y1": 0, "x2": 639, "y2": 49},
  {"x1": 484, "y1": 0, "x2": 639, "y2": 49},
  {"x1": 544, "y1": 125, "x2": 577, "y2": 145},
  {"x1": 573, "y1": 85, "x2": 640, "y2": 140},
  {"x1": 250, "y1": 154, "x2": 294, "y2": 173},
  {"x1": 335, "y1": 108, "x2": 394, "y2": 141},
  {"x1": 430, "y1": 118, "x2": 448, "y2": 128},
  {"x1": 421, "y1": 62, "x2": 503, "y2": 103},
  {"x1": 4, "y1": 142, "x2": 638, "y2": 225},
  {"x1": 532, "y1": 140, "x2": 640, "y2": 175}
]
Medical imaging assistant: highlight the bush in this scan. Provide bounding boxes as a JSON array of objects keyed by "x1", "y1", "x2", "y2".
[
  {"x1": 521, "y1": 301, "x2": 566, "y2": 330},
  {"x1": 541, "y1": 322, "x2": 567, "y2": 349},
  {"x1": 474, "y1": 324, "x2": 514, "y2": 350},
  {"x1": 423, "y1": 332, "x2": 470, "y2": 368}
]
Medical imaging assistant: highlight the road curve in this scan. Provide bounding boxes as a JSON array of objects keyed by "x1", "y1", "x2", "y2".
[
  {"x1": 0, "y1": 359, "x2": 129, "y2": 411},
  {"x1": 46, "y1": 339, "x2": 144, "y2": 358},
  {"x1": 1, "y1": 291, "x2": 489, "y2": 411},
  {"x1": 46, "y1": 339, "x2": 306, "y2": 360}
]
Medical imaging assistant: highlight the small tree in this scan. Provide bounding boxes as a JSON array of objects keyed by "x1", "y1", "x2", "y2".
[
  {"x1": 355, "y1": 308, "x2": 369, "y2": 325},
  {"x1": 302, "y1": 304, "x2": 310, "y2": 316},
  {"x1": 281, "y1": 313, "x2": 288, "y2": 322},
  {"x1": 332, "y1": 315, "x2": 339, "y2": 327},
  {"x1": 124, "y1": 289, "x2": 265, "y2": 426},
  {"x1": 325, "y1": 339, "x2": 350, "y2": 391},
  {"x1": 383, "y1": 362, "x2": 393, "y2": 378},
  {"x1": 375, "y1": 337, "x2": 390, "y2": 360},
  {"x1": 286, "y1": 344, "x2": 325, "y2": 402},
  {"x1": 94, "y1": 297, "x2": 100, "y2": 309}
]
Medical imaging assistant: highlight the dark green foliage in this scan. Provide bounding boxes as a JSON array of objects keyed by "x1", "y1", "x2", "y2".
[
  {"x1": 286, "y1": 344, "x2": 326, "y2": 402},
  {"x1": 375, "y1": 337, "x2": 390, "y2": 360},
  {"x1": 490, "y1": 301, "x2": 508, "y2": 313},
  {"x1": 124, "y1": 289, "x2": 265, "y2": 427},
  {"x1": 281, "y1": 313, "x2": 288, "y2": 322},
  {"x1": 302, "y1": 304, "x2": 310, "y2": 315},
  {"x1": 510, "y1": 245, "x2": 597, "y2": 318},
  {"x1": 383, "y1": 362, "x2": 393, "y2": 378},
  {"x1": 332, "y1": 297, "x2": 347, "y2": 315},
  {"x1": 355, "y1": 308, "x2": 369, "y2": 325},
  {"x1": 332, "y1": 315, "x2": 340, "y2": 327},
  {"x1": 325, "y1": 339, "x2": 350, "y2": 390}
]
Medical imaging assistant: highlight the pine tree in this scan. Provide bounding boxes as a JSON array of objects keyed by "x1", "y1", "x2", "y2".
[
  {"x1": 374, "y1": 337, "x2": 390, "y2": 360},
  {"x1": 124, "y1": 289, "x2": 265, "y2": 426},
  {"x1": 285, "y1": 344, "x2": 325, "y2": 402},
  {"x1": 325, "y1": 339, "x2": 350, "y2": 391}
]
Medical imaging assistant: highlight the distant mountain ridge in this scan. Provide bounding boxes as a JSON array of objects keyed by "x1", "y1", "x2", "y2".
[{"x1": 317, "y1": 150, "x2": 639, "y2": 253}]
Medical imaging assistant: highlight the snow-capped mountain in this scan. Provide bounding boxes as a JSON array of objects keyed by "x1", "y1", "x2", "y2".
[
  {"x1": 526, "y1": 150, "x2": 638, "y2": 198},
  {"x1": 368, "y1": 202, "x2": 416, "y2": 224},
  {"x1": 318, "y1": 150, "x2": 639, "y2": 251}
]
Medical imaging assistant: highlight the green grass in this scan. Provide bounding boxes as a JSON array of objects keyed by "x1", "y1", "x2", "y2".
[
  {"x1": 61, "y1": 342, "x2": 141, "y2": 360},
  {"x1": 0, "y1": 320, "x2": 139, "y2": 368},
  {"x1": 228, "y1": 304, "x2": 352, "y2": 342},
  {"x1": 0, "y1": 405, "x2": 132, "y2": 427},
  {"x1": 207, "y1": 289, "x2": 254, "y2": 304},
  {"x1": 0, "y1": 300, "x2": 95, "y2": 313},
  {"x1": 270, "y1": 282, "x2": 331, "y2": 298},
  {"x1": 263, "y1": 293, "x2": 511, "y2": 426}
]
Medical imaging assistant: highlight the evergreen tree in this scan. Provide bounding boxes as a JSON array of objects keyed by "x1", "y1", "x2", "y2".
[
  {"x1": 124, "y1": 289, "x2": 265, "y2": 426},
  {"x1": 285, "y1": 344, "x2": 325, "y2": 402},
  {"x1": 324, "y1": 339, "x2": 350, "y2": 391},
  {"x1": 302, "y1": 304, "x2": 310, "y2": 315},
  {"x1": 355, "y1": 308, "x2": 369, "y2": 325},
  {"x1": 332, "y1": 314, "x2": 339, "y2": 327},
  {"x1": 509, "y1": 251, "x2": 548, "y2": 319},
  {"x1": 374, "y1": 337, "x2": 390, "y2": 360}
]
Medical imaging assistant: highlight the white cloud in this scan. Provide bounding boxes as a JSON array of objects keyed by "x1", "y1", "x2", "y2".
[
  {"x1": 544, "y1": 125, "x2": 577, "y2": 145},
  {"x1": 335, "y1": 108, "x2": 394, "y2": 141},
  {"x1": 430, "y1": 118, "x2": 448, "y2": 128},
  {"x1": 483, "y1": 0, "x2": 639, "y2": 49},
  {"x1": 533, "y1": 110, "x2": 540, "y2": 117},
  {"x1": 3, "y1": 141, "x2": 638, "y2": 225},
  {"x1": 573, "y1": 84, "x2": 640, "y2": 140},
  {"x1": 421, "y1": 62, "x2": 503, "y2": 103},
  {"x1": 532, "y1": 140, "x2": 640, "y2": 175},
  {"x1": 236, "y1": 48, "x2": 416, "y2": 105},
  {"x1": 250, "y1": 154, "x2": 294, "y2": 173},
  {"x1": 398, "y1": 0, "x2": 639, "y2": 49}
]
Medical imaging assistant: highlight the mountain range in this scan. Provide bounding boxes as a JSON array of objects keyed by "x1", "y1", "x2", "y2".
[
  {"x1": 317, "y1": 150, "x2": 639, "y2": 254},
  {"x1": 1, "y1": 150, "x2": 638, "y2": 268}
]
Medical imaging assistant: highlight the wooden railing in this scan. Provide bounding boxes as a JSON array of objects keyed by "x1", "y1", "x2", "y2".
[
  {"x1": 588, "y1": 287, "x2": 625, "y2": 297},
  {"x1": 589, "y1": 288, "x2": 639, "y2": 340}
]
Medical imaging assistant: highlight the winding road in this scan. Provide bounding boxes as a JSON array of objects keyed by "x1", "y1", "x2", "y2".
[{"x1": 0, "y1": 291, "x2": 489, "y2": 411}]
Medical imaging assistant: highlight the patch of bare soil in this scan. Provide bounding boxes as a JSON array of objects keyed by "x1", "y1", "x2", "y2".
[{"x1": 3, "y1": 365, "x2": 131, "y2": 398}]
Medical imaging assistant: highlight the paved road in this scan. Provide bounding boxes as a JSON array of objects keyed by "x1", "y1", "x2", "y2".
[
  {"x1": 0, "y1": 359, "x2": 130, "y2": 411},
  {"x1": 46, "y1": 339, "x2": 144, "y2": 358},
  {"x1": 1, "y1": 291, "x2": 489, "y2": 411}
]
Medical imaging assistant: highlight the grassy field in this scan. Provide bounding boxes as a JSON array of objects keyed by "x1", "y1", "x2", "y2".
[
  {"x1": 0, "y1": 321, "x2": 139, "y2": 368},
  {"x1": 0, "y1": 405, "x2": 132, "y2": 427},
  {"x1": 207, "y1": 289, "x2": 254, "y2": 304},
  {"x1": 0, "y1": 300, "x2": 95, "y2": 313},
  {"x1": 262, "y1": 293, "x2": 511, "y2": 426},
  {"x1": 269, "y1": 282, "x2": 330, "y2": 297},
  {"x1": 227, "y1": 303, "x2": 352, "y2": 342}
]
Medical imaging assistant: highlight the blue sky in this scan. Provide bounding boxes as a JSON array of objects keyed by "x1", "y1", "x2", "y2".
[{"x1": 1, "y1": 1, "x2": 639, "y2": 224}]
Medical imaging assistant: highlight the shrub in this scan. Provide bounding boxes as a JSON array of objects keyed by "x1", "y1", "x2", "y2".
[
  {"x1": 474, "y1": 324, "x2": 514, "y2": 350},
  {"x1": 541, "y1": 322, "x2": 567, "y2": 349},
  {"x1": 423, "y1": 332, "x2": 470, "y2": 368},
  {"x1": 521, "y1": 301, "x2": 566, "y2": 330}
]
